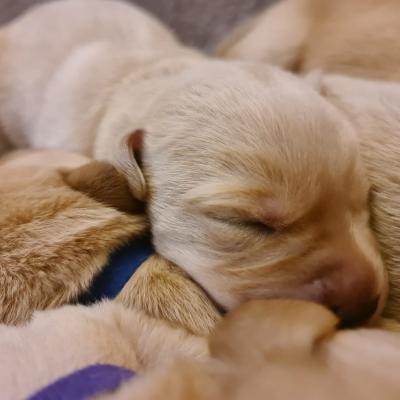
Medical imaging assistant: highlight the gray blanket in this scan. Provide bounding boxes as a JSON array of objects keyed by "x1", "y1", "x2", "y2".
[{"x1": 0, "y1": 0, "x2": 275, "y2": 51}]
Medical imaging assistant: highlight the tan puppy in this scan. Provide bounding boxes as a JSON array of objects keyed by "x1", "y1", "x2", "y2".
[
  {"x1": 0, "y1": 301, "x2": 207, "y2": 400},
  {"x1": 217, "y1": 0, "x2": 400, "y2": 320},
  {"x1": 0, "y1": 0, "x2": 387, "y2": 325},
  {"x1": 218, "y1": 0, "x2": 400, "y2": 81},
  {"x1": 308, "y1": 75, "x2": 400, "y2": 320},
  {"x1": 0, "y1": 149, "x2": 220, "y2": 334},
  {"x1": 99, "y1": 299, "x2": 400, "y2": 400}
]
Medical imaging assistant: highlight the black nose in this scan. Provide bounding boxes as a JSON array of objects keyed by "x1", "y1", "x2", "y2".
[{"x1": 331, "y1": 297, "x2": 379, "y2": 328}]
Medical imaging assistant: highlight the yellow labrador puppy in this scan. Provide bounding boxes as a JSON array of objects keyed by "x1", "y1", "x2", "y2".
[
  {"x1": 0, "y1": 0, "x2": 387, "y2": 325},
  {"x1": 217, "y1": 0, "x2": 400, "y2": 321}
]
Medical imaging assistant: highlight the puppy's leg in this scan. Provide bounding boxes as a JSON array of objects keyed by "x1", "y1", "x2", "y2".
[
  {"x1": 117, "y1": 255, "x2": 221, "y2": 336},
  {"x1": 209, "y1": 299, "x2": 338, "y2": 365},
  {"x1": 217, "y1": 0, "x2": 311, "y2": 70}
]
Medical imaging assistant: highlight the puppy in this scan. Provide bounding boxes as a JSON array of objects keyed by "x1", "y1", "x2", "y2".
[
  {"x1": 0, "y1": 149, "x2": 220, "y2": 334},
  {"x1": 216, "y1": 0, "x2": 400, "y2": 321},
  {"x1": 0, "y1": 300, "x2": 207, "y2": 400},
  {"x1": 0, "y1": 0, "x2": 387, "y2": 325},
  {"x1": 217, "y1": 0, "x2": 400, "y2": 81},
  {"x1": 307, "y1": 76, "x2": 400, "y2": 320},
  {"x1": 98, "y1": 299, "x2": 400, "y2": 400}
]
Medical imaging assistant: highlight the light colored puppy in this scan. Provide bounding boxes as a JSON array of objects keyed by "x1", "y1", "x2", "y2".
[
  {"x1": 0, "y1": 301, "x2": 207, "y2": 400},
  {"x1": 309, "y1": 75, "x2": 400, "y2": 320},
  {"x1": 0, "y1": 0, "x2": 387, "y2": 325},
  {"x1": 216, "y1": 0, "x2": 400, "y2": 320},
  {"x1": 99, "y1": 299, "x2": 400, "y2": 400},
  {"x1": 218, "y1": 0, "x2": 400, "y2": 81}
]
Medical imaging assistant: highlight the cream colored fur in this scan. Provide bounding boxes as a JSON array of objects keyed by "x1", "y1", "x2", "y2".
[
  {"x1": 0, "y1": 0, "x2": 388, "y2": 325},
  {"x1": 218, "y1": 0, "x2": 400, "y2": 81},
  {"x1": 0, "y1": 301, "x2": 207, "y2": 400},
  {"x1": 0, "y1": 149, "x2": 220, "y2": 334},
  {"x1": 312, "y1": 76, "x2": 400, "y2": 319},
  {"x1": 99, "y1": 299, "x2": 400, "y2": 400},
  {"x1": 217, "y1": 0, "x2": 400, "y2": 320}
]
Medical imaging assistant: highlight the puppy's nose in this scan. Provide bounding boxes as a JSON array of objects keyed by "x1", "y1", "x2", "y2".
[
  {"x1": 330, "y1": 297, "x2": 378, "y2": 328},
  {"x1": 318, "y1": 258, "x2": 380, "y2": 326}
]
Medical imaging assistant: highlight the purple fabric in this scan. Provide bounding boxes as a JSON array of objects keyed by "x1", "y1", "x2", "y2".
[{"x1": 28, "y1": 364, "x2": 136, "y2": 400}]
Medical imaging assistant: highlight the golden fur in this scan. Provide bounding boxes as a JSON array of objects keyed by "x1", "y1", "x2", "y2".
[
  {"x1": 0, "y1": 150, "x2": 220, "y2": 334},
  {"x1": 99, "y1": 299, "x2": 400, "y2": 399},
  {"x1": 0, "y1": 150, "x2": 146, "y2": 324},
  {"x1": 217, "y1": 0, "x2": 400, "y2": 320},
  {"x1": 218, "y1": 0, "x2": 400, "y2": 81},
  {"x1": 0, "y1": 0, "x2": 388, "y2": 325},
  {"x1": 311, "y1": 76, "x2": 400, "y2": 320}
]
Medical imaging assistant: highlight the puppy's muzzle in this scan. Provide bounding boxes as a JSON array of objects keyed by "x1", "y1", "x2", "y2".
[{"x1": 308, "y1": 256, "x2": 383, "y2": 327}]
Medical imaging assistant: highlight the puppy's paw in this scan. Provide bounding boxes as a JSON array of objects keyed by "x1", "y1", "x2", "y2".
[
  {"x1": 209, "y1": 299, "x2": 338, "y2": 365},
  {"x1": 116, "y1": 255, "x2": 221, "y2": 336}
]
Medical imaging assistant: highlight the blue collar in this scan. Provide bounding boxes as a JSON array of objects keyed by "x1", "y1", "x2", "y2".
[{"x1": 79, "y1": 236, "x2": 154, "y2": 304}]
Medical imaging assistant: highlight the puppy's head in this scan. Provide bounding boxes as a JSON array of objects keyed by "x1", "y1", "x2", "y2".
[{"x1": 113, "y1": 62, "x2": 387, "y2": 325}]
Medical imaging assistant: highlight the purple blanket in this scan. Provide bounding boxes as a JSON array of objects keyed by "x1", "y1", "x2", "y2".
[{"x1": 28, "y1": 364, "x2": 136, "y2": 400}]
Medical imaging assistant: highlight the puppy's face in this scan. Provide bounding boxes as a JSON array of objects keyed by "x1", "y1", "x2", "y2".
[{"x1": 123, "y1": 63, "x2": 387, "y2": 325}]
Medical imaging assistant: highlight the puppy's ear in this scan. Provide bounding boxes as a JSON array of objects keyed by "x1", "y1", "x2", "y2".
[
  {"x1": 111, "y1": 129, "x2": 147, "y2": 202},
  {"x1": 209, "y1": 299, "x2": 338, "y2": 365},
  {"x1": 61, "y1": 161, "x2": 143, "y2": 213}
]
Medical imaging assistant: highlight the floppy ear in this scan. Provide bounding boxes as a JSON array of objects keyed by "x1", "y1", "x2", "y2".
[
  {"x1": 111, "y1": 129, "x2": 147, "y2": 202},
  {"x1": 209, "y1": 299, "x2": 338, "y2": 365},
  {"x1": 61, "y1": 160, "x2": 143, "y2": 213}
]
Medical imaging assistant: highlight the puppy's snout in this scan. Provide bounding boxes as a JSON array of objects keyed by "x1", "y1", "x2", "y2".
[
  {"x1": 331, "y1": 297, "x2": 379, "y2": 328},
  {"x1": 317, "y1": 257, "x2": 381, "y2": 326}
]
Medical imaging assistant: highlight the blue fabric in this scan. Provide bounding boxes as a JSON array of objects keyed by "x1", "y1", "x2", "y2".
[
  {"x1": 79, "y1": 236, "x2": 153, "y2": 304},
  {"x1": 28, "y1": 364, "x2": 136, "y2": 400}
]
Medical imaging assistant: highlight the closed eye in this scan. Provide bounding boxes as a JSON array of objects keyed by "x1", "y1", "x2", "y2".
[
  {"x1": 240, "y1": 220, "x2": 277, "y2": 234},
  {"x1": 211, "y1": 215, "x2": 277, "y2": 235}
]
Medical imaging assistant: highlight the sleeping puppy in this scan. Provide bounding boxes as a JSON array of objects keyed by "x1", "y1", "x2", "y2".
[
  {"x1": 309, "y1": 76, "x2": 400, "y2": 321},
  {"x1": 216, "y1": 0, "x2": 400, "y2": 321},
  {"x1": 99, "y1": 299, "x2": 400, "y2": 400},
  {"x1": 217, "y1": 0, "x2": 400, "y2": 81},
  {"x1": 0, "y1": 0, "x2": 387, "y2": 325}
]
